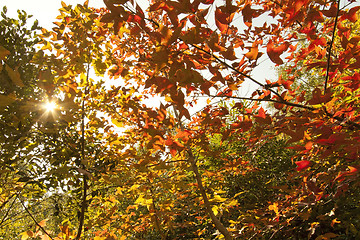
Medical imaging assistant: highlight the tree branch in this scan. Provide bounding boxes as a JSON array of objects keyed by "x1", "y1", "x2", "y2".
[
  {"x1": 173, "y1": 106, "x2": 233, "y2": 240},
  {"x1": 0, "y1": 194, "x2": 16, "y2": 227},
  {"x1": 324, "y1": 0, "x2": 341, "y2": 93},
  {"x1": 148, "y1": 184, "x2": 166, "y2": 240},
  {"x1": 208, "y1": 94, "x2": 316, "y2": 111},
  {"x1": 187, "y1": 150, "x2": 233, "y2": 240},
  {"x1": 75, "y1": 54, "x2": 91, "y2": 240},
  {"x1": 17, "y1": 195, "x2": 54, "y2": 240}
]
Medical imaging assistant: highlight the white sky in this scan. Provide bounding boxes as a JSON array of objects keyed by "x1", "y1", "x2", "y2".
[{"x1": 0, "y1": 0, "x2": 275, "y2": 105}]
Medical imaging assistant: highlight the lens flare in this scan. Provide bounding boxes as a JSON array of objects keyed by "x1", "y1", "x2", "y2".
[{"x1": 44, "y1": 101, "x2": 57, "y2": 112}]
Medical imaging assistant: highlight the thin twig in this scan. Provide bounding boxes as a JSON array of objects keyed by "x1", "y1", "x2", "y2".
[
  {"x1": 173, "y1": 105, "x2": 233, "y2": 240},
  {"x1": 17, "y1": 195, "x2": 54, "y2": 240},
  {"x1": 147, "y1": 159, "x2": 188, "y2": 167},
  {"x1": 208, "y1": 95, "x2": 316, "y2": 111},
  {"x1": 324, "y1": 0, "x2": 341, "y2": 93},
  {"x1": 75, "y1": 53, "x2": 91, "y2": 240},
  {"x1": 0, "y1": 194, "x2": 17, "y2": 227}
]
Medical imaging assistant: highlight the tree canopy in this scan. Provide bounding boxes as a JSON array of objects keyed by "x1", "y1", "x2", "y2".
[{"x1": 1, "y1": 0, "x2": 360, "y2": 239}]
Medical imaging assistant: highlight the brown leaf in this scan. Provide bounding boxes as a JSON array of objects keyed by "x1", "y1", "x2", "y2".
[{"x1": 5, "y1": 64, "x2": 24, "y2": 87}]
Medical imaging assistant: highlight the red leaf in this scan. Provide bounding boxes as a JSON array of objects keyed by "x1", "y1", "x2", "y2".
[
  {"x1": 335, "y1": 166, "x2": 359, "y2": 182},
  {"x1": 215, "y1": 8, "x2": 229, "y2": 33},
  {"x1": 340, "y1": 6, "x2": 360, "y2": 22},
  {"x1": 307, "y1": 88, "x2": 332, "y2": 105},
  {"x1": 170, "y1": 148, "x2": 177, "y2": 156},
  {"x1": 295, "y1": 160, "x2": 311, "y2": 171},
  {"x1": 242, "y1": 4, "x2": 259, "y2": 27},
  {"x1": 267, "y1": 40, "x2": 290, "y2": 65},
  {"x1": 201, "y1": 0, "x2": 214, "y2": 4},
  {"x1": 165, "y1": 139, "x2": 173, "y2": 146}
]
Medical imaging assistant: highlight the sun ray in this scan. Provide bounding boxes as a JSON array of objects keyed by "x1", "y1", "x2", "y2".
[{"x1": 43, "y1": 101, "x2": 57, "y2": 112}]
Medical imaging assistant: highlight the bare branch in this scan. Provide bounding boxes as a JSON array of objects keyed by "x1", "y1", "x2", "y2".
[
  {"x1": 17, "y1": 195, "x2": 54, "y2": 240},
  {"x1": 324, "y1": 0, "x2": 341, "y2": 92}
]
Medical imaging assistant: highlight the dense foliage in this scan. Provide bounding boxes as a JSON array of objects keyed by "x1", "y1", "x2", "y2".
[{"x1": 1, "y1": 0, "x2": 360, "y2": 239}]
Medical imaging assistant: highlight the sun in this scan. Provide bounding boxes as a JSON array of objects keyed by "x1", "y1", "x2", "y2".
[{"x1": 43, "y1": 101, "x2": 57, "y2": 112}]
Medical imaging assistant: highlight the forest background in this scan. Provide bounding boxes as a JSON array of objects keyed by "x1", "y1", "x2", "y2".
[{"x1": 1, "y1": 0, "x2": 360, "y2": 239}]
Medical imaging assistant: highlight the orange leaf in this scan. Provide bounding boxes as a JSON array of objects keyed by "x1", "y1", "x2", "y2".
[
  {"x1": 165, "y1": 139, "x2": 173, "y2": 146},
  {"x1": 245, "y1": 46, "x2": 259, "y2": 61},
  {"x1": 340, "y1": 6, "x2": 360, "y2": 22},
  {"x1": 257, "y1": 107, "x2": 266, "y2": 118}
]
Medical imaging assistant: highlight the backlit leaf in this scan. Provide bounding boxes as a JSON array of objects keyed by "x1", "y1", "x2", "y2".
[
  {"x1": 5, "y1": 64, "x2": 24, "y2": 87},
  {"x1": 0, "y1": 46, "x2": 10, "y2": 60}
]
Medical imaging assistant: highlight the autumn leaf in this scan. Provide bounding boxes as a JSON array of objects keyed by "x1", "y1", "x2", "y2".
[
  {"x1": 215, "y1": 8, "x2": 229, "y2": 34},
  {"x1": 340, "y1": 6, "x2": 360, "y2": 22},
  {"x1": 268, "y1": 202, "x2": 279, "y2": 215},
  {"x1": 5, "y1": 64, "x2": 24, "y2": 87},
  {"x1": 100, "y1": 12, "x2": 116, "y2": 23},
  {"x1": 21, "y1": 231, "x2": 34, "y2": 240},
  {"x1": 266, "y1": 40, "x2": 290, "y2": 65},
  {"x1": 242, "y1": 4, "x2": 261, "y2": 27},
  {"x1": 295, "y1": 160, "x2": 311, "y2": 171},
  {"x1": 245, "y1": 45, "x2": 259, "y2": 61},
  {"x1": 307, "y1": 88, "x2": 332, "y2": 105},
  {"x1": 0, "y1": 45, "x2": 10, "y2": 60},
  {"x1": 38, "y1": 219, "x2": 48, "y2": 227},
  {"x1": 0, "y1": 94, "x2": 15, "y2": 108}
]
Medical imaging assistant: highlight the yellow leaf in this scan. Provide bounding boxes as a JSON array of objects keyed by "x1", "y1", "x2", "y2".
[
  {"x1": 212, "y1": 205, "x2": 219, "y2": 216},
  {"x1": 21, "y1": 230, "x2": 34, "y2": 240},
  {"x1": 38, "y1": 219, "x2": 48, "y2": 227},
  {"x1": 129, "y1": 184, "x2": 140, "y2": 191},
  {"x1": 111, "y1": 118, "x2": 124, "y2": 128},
  {"x1": 212, "y1": 194, "x2": 227, "y2": 202},
  {"x1": 94, "y1": 236, "x2": 106, "y2": 240},
  {"x1": 135, "y1": 194, "x2": 152, "y2": 207},
  {"x1": 41, "y1": 41, "x2": 52, "y2": 51},
  {"x1": 268, "y1": 202, "x2": 279, "y2": 215},
  {"x1": 165, "y1": 95, "x2": 173, "y2": 102},
  {"x1": 227, "y1": 199, "x2": 238, "y2": 206},
  {"x1": 61, "y1": 1, "x2": 67, "y2": 8},
  {"x1": 0, "y1": 46, "x2": 10, "y2": 60},
  {"x1": 135, "y1": 194, "x2": 145, "y2": 205}
]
